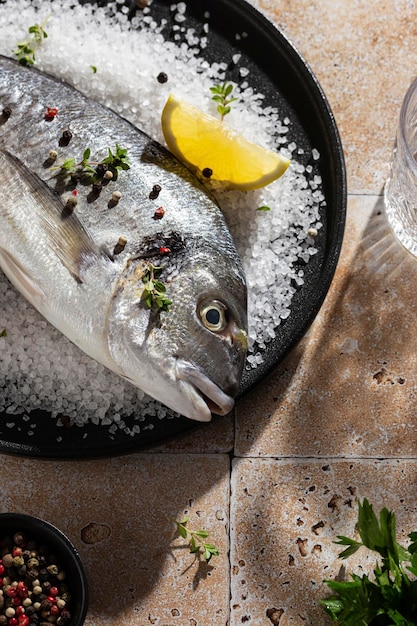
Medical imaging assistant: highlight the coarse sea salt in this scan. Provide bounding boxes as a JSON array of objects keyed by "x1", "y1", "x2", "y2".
[{"x1": 0, "y1": 0, "x2": 326, "y2": 432}]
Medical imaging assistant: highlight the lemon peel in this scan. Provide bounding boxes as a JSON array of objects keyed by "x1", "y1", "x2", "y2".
[{"x1": 161, "y1": 94, "x2": 290, "y2": 191}]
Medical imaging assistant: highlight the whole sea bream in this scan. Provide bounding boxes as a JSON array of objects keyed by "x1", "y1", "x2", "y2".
[{"x1": 0, "y1": 55, "x2": 248, "y2": 423}]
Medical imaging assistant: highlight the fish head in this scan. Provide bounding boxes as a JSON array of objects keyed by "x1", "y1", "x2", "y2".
[{"x1": 109, "y1": 242, "x2": 248, "y2": 422}]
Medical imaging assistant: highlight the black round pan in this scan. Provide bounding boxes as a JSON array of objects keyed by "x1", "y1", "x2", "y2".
[{"x1": 0, "y1": 0, "x2": 346, "y2": 458}]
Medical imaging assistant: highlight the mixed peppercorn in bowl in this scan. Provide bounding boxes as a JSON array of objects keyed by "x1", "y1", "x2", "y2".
[{"x1": 0, "y1": 514, "x2": 88, "y2": 626}]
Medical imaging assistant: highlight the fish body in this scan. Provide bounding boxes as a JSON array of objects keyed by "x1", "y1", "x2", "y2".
[{"x1": 0, "y1": 55, "x2": 247, "y2": 422}]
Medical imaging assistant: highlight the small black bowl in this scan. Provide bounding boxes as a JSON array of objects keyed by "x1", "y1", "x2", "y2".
[{"x1": 0, "y1": 513, "x2": 88, "y2": 626}]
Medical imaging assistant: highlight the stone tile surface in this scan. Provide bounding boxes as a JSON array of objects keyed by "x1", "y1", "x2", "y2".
[
  {"x1": 0, "y1": 454, "x2": 230, "y2": 626},
  {"x1": 230, "y1": 458, "x2": 417, "y2": 625},
  {"x1": 236, "y1": 194, "x2": 417, "y2": 458}
]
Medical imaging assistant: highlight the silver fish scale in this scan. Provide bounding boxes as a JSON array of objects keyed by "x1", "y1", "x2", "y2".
[{"x1": 0, "y1": 55, "x2": 239, "y2": 261}]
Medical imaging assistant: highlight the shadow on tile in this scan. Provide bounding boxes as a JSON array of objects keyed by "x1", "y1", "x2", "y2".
[
  {"x1": 230, "y1": 457, "x2": 417, "y2": 625},
  {"x1": 0, "y1": 454, "x2": 230, "y2": 626},
  {"x1": 235, "y1": 193, "x2": 417, "y2": 458}
]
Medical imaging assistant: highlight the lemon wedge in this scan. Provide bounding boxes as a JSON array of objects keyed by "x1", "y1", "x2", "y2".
[{"x1": 161, "y1": 94, "x2": 290, "y2": 191}]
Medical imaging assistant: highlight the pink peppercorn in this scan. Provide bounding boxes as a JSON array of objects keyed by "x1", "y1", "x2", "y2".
[
  {"x1": 153, "y1": 206, "x2": 165, "y2": 220},
  {"x1": 44, "y1": 107, "x2": 58, "y2": 121},
  {"x1": 158, "y1": 246, "x2": 171, "y2": 255},
  {"x1": 16, "y1": 583, "x2": 27, "y2": 597}
]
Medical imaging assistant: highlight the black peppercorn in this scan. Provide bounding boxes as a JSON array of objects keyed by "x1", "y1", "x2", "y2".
[
  {"x1": 59, "y1": 129, "x2": 73, "y2": 147},
  {"x1": 202, "y1": 168, "x2": 213, "y2": 178},
  {"x1": 1, "y1": 106, "x2": 11, "y2": 121},
  {"x1": 149, "y1": 184, "x2": 162, "y2": 200},
  {"x1": 95, "y1": 163, "x2": 108, "y2": 178},
  {"x1": 157, "y1": 72, "x2": 168, "y2": 84},
  {"x1": 38, "y1": 569, "x2": 49, "y2": 582}
]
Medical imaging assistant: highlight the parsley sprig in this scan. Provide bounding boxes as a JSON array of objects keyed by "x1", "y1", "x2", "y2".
[
  {"x1": 321, "y1": 498, "x2": 417, "y2": 625},
  {"x1": 14, "y1": 19, "x2": 49, "y2": 66},
  {"x1": 142, "y1": 264, "x2": 172, "y2": 312},
  {"x1": 210, "y1": 82, "x2": 237, "y2": 120},
  {"x1": 53, "y1": 144, "x2": 130, "y2": 181},
  {"x1": 174, "y1": 516, "x2": 219, "y2": 563}
]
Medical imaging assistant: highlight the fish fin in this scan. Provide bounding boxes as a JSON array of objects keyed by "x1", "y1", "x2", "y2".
[
  {"x1": 0, "y1": 149, "x2": 103, "y2": 282},
  {"x1": 0, "y1": 247, "x2": 46, "y2": 304}
]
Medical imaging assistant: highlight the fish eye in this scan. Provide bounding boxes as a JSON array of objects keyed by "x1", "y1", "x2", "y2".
[{"x1": 199, "y1": 300, "x2": 228, "y2": 333}]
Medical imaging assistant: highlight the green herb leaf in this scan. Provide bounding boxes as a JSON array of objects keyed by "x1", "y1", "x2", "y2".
[
  {"x1": 82, "y1": 148, "x2": 91, "y2": 163},
  {"x1": 173, "y1": 517, "x2": 219, "y2": 564},
  {"x1": 210, "y1": 82, "x2": 237, "y2": 120},
  {"x1": 178, "y1": 525, "x2": 188, "y2": 540},
  {"x1": 141, "y1": 264, "x2": 171, "y2": 312},
  {"x1": 321, "y1": 499, "x2": 417, "y2": 625},
  {"x1": 90, "y1": 65, "x2": 97, "y2": 73},
  {"x1": 257, "y1": 206, "x2": 271, "y2": 212},
  {"x1": 0, "y1": 329, "x2": 6, "y2": 337},
  {"x1": 14, "y1": 17, "x2": 49, "y2": 66},
  {"x1": 334, "y1": 535, "x2": 363, "y2": 560}
]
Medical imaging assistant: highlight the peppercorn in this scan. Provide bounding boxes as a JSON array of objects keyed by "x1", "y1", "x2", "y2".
[
  {"x1": 202, "y1": 167, "x2": 213, "y2": 178},
  {"x1": 113, "y1": 236, "x2": 127, "y2": 256},
  {"x1": 157, "y1": 72, "x2": 168, "y2": 84},
  {"x1": 44, "y1": 107, "x2": 58, "y2": 122},
  {"x1": 103, "y1": 170, "x2": 113, "y2": 181},
  {"x1": 95, "y1": 163, "x2": 108, "y2": 178},
  {"x1": 42, "y1": 581, "x2": 51, "y2": 593},
  {"x1": 64, "y1": 197, "x2": 78, "y2": 214},
  {"x1": 111, "y1": 190, "x2": 122, "y2": 203},
  {"x1": 45, "y1": 567, "x2": 58, "y2": 578},
  {"x1": 149, "y1": 184, "x2": 162, "y2": 200},
  {"x1": 1, "y1": 107, "x2": 11, "y2": 121},
  {"x1": 59, "y1": 129, "x2": 72, "y2": 147},
  {"x1": 153, "y1": 206, "x2": 165, "y2": 220},
  {"x1": 13, "y1": 535, "x2": 25, "y2": 548}
]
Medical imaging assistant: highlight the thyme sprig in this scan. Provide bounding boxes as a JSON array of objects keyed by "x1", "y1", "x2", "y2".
[
  {"x1": 142, "y1": 264, "x2": 172, "y2": 312},
  {"x1": 210, "y1": 82, "x2": 237, "y2": 120},
  {"x1": 174, "y1": 516, "x2": 219, "y2": 563},
  {"x1": 52, "y1": 144, "x2": 130, "y2": 182},
  {"x1": 14, "y1": 18, "x2": 49, "y2": 66}
]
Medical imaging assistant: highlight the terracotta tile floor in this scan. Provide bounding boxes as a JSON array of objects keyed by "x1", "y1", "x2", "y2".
[{"x1": 2, "y1": 1, "x2": 417, "y2": 625}]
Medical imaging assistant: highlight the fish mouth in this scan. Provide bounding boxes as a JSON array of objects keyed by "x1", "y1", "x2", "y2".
[{"x1": 176, "y1": 359, "x2": 235, "y2": 422}]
